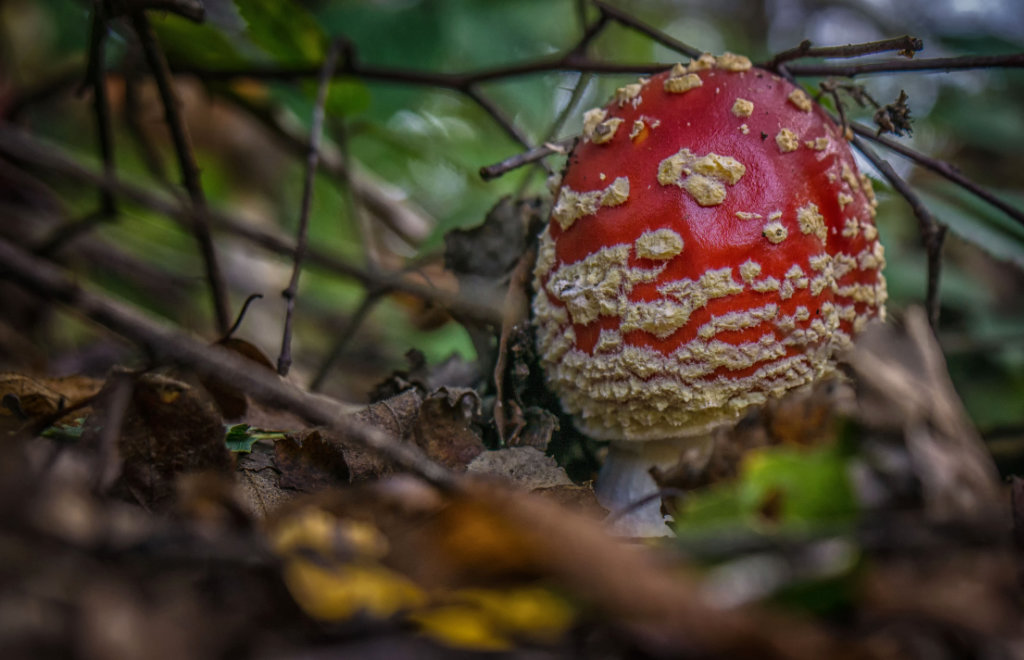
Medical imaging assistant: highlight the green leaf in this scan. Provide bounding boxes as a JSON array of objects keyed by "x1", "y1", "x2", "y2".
[
  {"x1": 41, "y1": 418, "x2": 87, "y2": 443},
  {"x1": 224, "y1": 423, "x2": 286, "y2": 453},
  {"x1": 234, "y1": 0, "x2": 326, "y2": 64},
  {"x1": 673, "y1": 445, "x2": 859, "y2": 537},
  {"x1": 739, "y1": 446, "x2": 859, "y2": 526}
]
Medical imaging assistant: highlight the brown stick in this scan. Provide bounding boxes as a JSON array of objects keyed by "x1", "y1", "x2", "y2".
[
  {"x1": 850, "y1": 122, "x2": 1024, "y2": 230},
  {"x1": 130, "y1": 11, "x2": 231, "y2": 335},
  {"x1": 278, "y1": 41, "x2": 342, "y2": 377},
  {"x1": 767, "y1": 35, "x2": 923, "y2": 69},
  {"x1": 853, "y1": 135, "x2": 946, "y2": 329},
  {"x1": 480, "y1": 138, "x2": 576, "y2": 181},
  {"x1": 591, "y1": 0, "x2": 702, "y2": 59},
  {"x1": 36, "y1": 6, "x2": 117, "y2": 255},
  {"x1": 786, "y1": 52, "x2": 1024, "y2": 77},
  {"x1": 0, "y1": 236, "x2": 461, "y2": 492}
]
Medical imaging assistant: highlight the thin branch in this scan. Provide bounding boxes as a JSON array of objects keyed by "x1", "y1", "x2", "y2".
[
  {"x1": 480, "y1": 65, "x2": 594, "y2": 182},
  {"x1": 767, "y1": 35, "x2": 923, "y2": 69},
  {"x1": 850, "y1": 121, "x2": 1024, "y2": 230},
  {"x1": 123, "y1": 51, "x2": 171, "y2": 185},
  {"x1": 0, "y1": 125, "x2": 504, "y2": 326},
  {"x1": 220, "y1": 89, "x2": 431, "y2": 247},
  {"x1": 465, "y1": 85, "x2": 536, "y2": 152},
  {"x1": 0, "y1": 235, "x2": 461, "y2": 492},
  {"x1": 926, "y1": 226, "x2": 948, "y2": 330},
  {"x1": 94, "y1": 374, "x2": 134, "y2": 493},
  {"x1": 35, "y1": 209, "x2": 111, "y2": 257},
  {"x1": 309, "y1": 290, "x2": 385, "y2": 392},
  {"x1": 173, "y1": 54, "x2": 671, "y2": 89},
  {"x1": 84, "y1": 3, "x2": 117, "y2": 218},
  {"x1": 3, "y1": 66, "x2": 81, "y2": 122},
  {"x1": 569, "y1": 9, "x2": 611, "y2": 57},
  {"x1": 130, "y1": 10, "x2": 230, "y2": 335},
  {"x1": 480, "y1": 138, "x2": 576, "y2": 181},
  {"x1": 786, "y1": 52, "x2": 1024, "y2": 77},
  {"x1": 852, "y1": 135, "x2": 945, "y2": 329},
  {"x1": 35, "y1": 5, "x2": 117, "y2": 256},
  {"x1": 278, "y1": 40, "x2": 342, "y2": 377},
  {"x1": 604, "y1": 488, "x2": 688, "y2": 528},
  {"x1": 224, "y1": 293, "x2": 263, "y2": 341},
  {"x1": 819, "y1": 80, "x2": 851, "y2": 139},
  {"x1": 592, "y1": 0, "x2": 702, "y2": 59}
]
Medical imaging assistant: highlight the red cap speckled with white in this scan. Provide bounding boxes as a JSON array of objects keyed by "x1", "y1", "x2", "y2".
[{"x1": 533, "y1": 53, "x2": 886, "y2": 534}]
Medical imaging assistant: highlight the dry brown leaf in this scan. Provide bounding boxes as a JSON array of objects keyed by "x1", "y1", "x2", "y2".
[
  {"x1": 467, "y1": 446, "x2": 572, "y2": 490},
  {"x1": 849, "y1": 308, "x2": 1003, "y2": 523},
  {"x1": 0, "y1": 372, "x2": 101, "y2": 430},
  {"x1": 94, "y1": 374, "x2": 232, "y2": 510}
]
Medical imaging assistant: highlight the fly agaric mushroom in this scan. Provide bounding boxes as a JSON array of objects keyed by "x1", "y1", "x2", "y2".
[{"x1": 533, "y1": 53, "x2": 886, "y2": 536}]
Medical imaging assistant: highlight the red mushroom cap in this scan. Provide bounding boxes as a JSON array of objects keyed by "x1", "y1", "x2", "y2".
[{"x1": 533, "y1": 53, "x2": 886, "y2": 442}]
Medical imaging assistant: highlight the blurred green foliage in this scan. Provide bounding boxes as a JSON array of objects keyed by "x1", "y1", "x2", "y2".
[{"x1": 674, "y1": 444, "x2": 860, "y2": 537}]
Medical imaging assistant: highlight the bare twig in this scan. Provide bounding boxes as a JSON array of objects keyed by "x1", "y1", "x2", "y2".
[
  {"x1": 173, "y1": 53, "x2": 671, "y2": 88},
  {"x1": 94, "y1": 374, "x2": 134, "y2": 493},
  {"x1": 35, "y1": 209, "x2": 111, "y2": 257},
  {"x1": 123, "y1": 51, "x2": 172, "y2": 185},
  {"x1": 592, "y1": 0, "x2": 702, "y2": 59},
  {"x1": 3, "y1": 66, "x2": 81, "y2": 122},
  {"x1": 465, "y1": 85, "x2": 536, "y2": 152},
  {"x1": 480, "y1": 138, "x2": 576, "y2": 181},
  {"x1": 83, "y1": 4, "x2": 117, "y2": 219},
  {"x1": 787, "y1": 52, "x2": 1024, "y2": 77},
  {"x1": 220, "y1": 90, "x2": 431, "y2": 246},
  {"x1": 850, "y1": 121, "x2": 1024, "y2": 230},
  {"x1": 853, "y1": 135, "x2": 946, "y2": 329},
  {"x1": 309, "y1": 290, "x2": 385, "y2": 392},
  {"x1": 767, "y1": 35, "x2": 923, "y2": 69},
  {"x1": 818, "y1": 80, "x2": 851, "y2": 139},
  {"x1": 130, "y1": 10, "x2": 230, "y2": 335},
  {"x1": 36, "y1": 5, "x2": 118, "y2": 256},
  {"x1": 605, "y1": 488, "x2": 688, "y2": 528},
  {"x1": 278, "y1": 41, "x2": 342, "y2": 377},
  {"x1": 224, "y1": 293, "x2": 263, "y2": 341},
  {"x1": 0, "y1": 235, "x2": 461, "y2": 492}
]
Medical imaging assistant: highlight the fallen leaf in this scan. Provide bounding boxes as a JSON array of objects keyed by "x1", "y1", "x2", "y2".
[
  {"x1": 96, "y1": 373, "x2": 232, "y2": 510},
  {"x1": 411, "y1": 388, "x2": 485, "y2": 470},
  {"x1": 282, "y1": 558, "x2": 427, "y2": 621},
  {"x1": 467, "y1": 446, "x2": 572, "y2": 490},
  {"x1": 849, "y1": 308, "x2": 1003, "y2": 524}
]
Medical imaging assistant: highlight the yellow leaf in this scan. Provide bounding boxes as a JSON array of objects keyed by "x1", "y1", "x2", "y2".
[
  {"x1": 283, "y1": 558, "x2": 426, "y2": 621},
  {"x1": 271, "y1": 508, "x2": 388, "y2": 560},
  {"x1": 411, "y1": 586, "x2": 576, "y2": 650},
  {"x1": 410, "y1": 605, "x2": 512, "y2": 651},
  {"x1": 458, "y1": 586, "x2": 576, "y2": 644}
]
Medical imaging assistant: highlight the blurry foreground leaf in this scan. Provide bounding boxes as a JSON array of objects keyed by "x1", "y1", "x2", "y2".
[
  {"x1": 411, "y1": 586, "x2": 575, "y2": 651},
  {"x1": 283, "y1": 559, "x2": 427, "y2": 621}
]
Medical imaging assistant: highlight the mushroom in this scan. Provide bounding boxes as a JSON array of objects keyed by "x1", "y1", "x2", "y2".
[{"x1": 533, "y1": 53, "x2": 887, "y2": 536}]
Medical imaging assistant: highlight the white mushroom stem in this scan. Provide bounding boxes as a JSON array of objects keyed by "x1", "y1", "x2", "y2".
[{"x1": 596, "y1": 436, "x2": 714, "y2": 537}]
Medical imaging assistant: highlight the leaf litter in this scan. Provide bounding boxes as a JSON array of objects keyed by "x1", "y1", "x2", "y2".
[{"x1": 1, "y1": 222, "x2": 1023, "y2": 658}]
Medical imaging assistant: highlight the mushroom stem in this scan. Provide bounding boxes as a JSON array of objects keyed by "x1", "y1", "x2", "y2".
[{"x1": 596, "y1": 436, "x2": 714, "y2": 537}]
